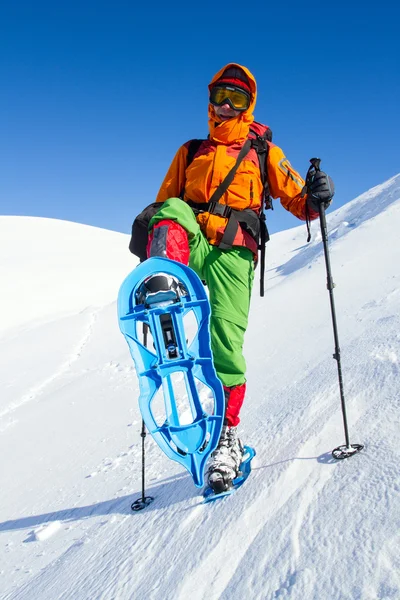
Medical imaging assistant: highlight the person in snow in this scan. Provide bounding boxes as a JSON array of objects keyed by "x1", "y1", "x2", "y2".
[{"x1": 146, "y1": 63, "x2": 334, "y2": 493}]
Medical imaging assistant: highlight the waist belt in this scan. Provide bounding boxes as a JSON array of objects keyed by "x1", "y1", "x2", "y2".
[{"x1": 186, "y1": 199, "x2": 260, "y2": 250}]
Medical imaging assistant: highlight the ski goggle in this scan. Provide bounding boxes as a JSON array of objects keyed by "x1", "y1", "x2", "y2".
[{"x1": 209, "y1": 85, "x2": 250, "y2": 111}]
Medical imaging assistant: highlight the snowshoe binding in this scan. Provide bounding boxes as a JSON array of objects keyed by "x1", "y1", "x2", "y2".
[
  {"x1": 135, "y1": 273, "x2": 188, "y2": 307},
  {"x1": 206, "y1": 425, "x2": 244, "y2": 493},
  {"x1": 203, "y1": 444, "x2": 256, "y2": 503}
]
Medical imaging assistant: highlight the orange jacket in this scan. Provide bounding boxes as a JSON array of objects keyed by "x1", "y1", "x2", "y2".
[{"x1": 156, "y1": 63, "x2": 318, "y2": 249}]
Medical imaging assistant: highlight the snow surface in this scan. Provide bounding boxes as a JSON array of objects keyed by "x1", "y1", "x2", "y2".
[{"x1": 1, "y1": 175, "x2": 400, "y2": 600}]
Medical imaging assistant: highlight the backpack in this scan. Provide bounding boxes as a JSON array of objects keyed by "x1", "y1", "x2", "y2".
[{"x1": 129, "y1": 122, "x2": 273, "y2": 295}]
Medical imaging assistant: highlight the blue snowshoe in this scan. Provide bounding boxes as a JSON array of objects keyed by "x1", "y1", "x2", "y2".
[{"x1": 117, "y1": 257, "x2": 225, "y2": 488}]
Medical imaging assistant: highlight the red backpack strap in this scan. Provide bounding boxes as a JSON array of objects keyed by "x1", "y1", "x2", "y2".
[
  {"x1": 249, "y1": 123, "x2": 272, "y2": 210},
  {"x1": 248, "y1": 122, "x2": 273, "y2": 297}
]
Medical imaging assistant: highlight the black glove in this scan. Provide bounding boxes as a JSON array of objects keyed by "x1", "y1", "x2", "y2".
[{"x1": 306, "y1": 170, "x2": 335, "y2": 212}]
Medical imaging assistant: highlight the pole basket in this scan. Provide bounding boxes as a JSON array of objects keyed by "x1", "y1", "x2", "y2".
[
  {"x1": 131, "y1": 496, "x2": 154, "y2": 512},
  {"x1": 332, "y1": 444, "x2": 364, "y2": 460}
]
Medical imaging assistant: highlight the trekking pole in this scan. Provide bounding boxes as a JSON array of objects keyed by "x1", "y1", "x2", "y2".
[
  {"x1": 306, "y1": 158, "x2": 363, "y2": 460},
  {"x1": 131, "y1": 323, "x2": 155, "y2": 511}
]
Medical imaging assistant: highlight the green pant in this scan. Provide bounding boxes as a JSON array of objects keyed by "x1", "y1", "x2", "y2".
[{"x1": 149, "y1": 198, "x2": 254, "y2": 387}]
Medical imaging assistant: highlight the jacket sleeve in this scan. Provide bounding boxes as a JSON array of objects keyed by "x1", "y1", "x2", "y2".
[
  {"x1": 155, "y1": 144, "x2": 189, "y2": 203},
  {"x1": 267, "y1": 144, "x2": 319, "y2": 221}
]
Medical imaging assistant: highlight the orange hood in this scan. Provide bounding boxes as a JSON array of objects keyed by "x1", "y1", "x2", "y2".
[{"x1": 208, "y1": 63, "x2": 257, "y2": 144}]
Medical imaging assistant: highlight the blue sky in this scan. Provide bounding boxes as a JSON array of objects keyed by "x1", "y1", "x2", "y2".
[{"x1": 1, "y1": 1, "x2": 399, "y2": 235}]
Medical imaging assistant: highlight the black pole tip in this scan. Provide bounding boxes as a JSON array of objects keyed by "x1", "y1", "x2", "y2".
[
  {"x1": 332, "y1": 444, "x2": 364, "y2": 460},
  {"x1": 131, "y1": 496, "x2": 154, "y2": 511}
]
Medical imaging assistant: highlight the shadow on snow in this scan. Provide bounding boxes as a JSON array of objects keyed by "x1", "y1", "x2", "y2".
[{"x1": 0, "y1": 452, "x2": 338, "y2": 536}]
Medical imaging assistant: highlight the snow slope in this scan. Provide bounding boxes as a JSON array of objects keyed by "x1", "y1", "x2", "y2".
[
  {"x1": 1, "y1": 175, "x2": 400, "y2": 600},
  {"x1": 0, "y1": 216, "x2": 135, "y2": 331}
]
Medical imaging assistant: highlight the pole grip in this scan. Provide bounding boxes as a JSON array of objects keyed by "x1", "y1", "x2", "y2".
[{"x1": 310, "y1": 157, "x2": 321, "y2": 172}]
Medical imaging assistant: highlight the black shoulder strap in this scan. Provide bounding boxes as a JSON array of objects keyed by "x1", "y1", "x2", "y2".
[
  {"x1": 208, "y1": 138, "x2": 252, "y2": 205},
  {"x1": 185, "y1": 132, "x2": 270, "y2": 297},
  {"x1": 186, "y1": 139, "x2": 204, "y2": 168},
  {"x1": 215, "y1": 139, "x2": 258, "y2": 250},
  {"x1": 180, "y1": 139, "x2": 204, "y2": 199},
  {"x1": 184, "y1": 137, "x2": 251, "y2": 208}
]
